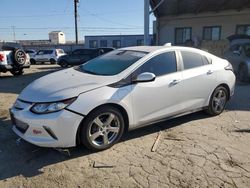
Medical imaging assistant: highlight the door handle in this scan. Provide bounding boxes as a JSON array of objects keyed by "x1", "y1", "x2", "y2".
[
  {"x1": 171, "y1": 79, "x2": 181, "y2": 85},
  {"x1": 207, "y1": 70, "x2": 213, "y2": 75}
]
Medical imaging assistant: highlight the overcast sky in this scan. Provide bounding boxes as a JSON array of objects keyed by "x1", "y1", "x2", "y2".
[{"x1": 0, "y1": 0, "x2": 155, "y2": 42}]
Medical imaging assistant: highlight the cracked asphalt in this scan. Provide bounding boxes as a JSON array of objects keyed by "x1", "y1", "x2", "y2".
[{"x1": 0, "y1": 65, "x2": 250, "y2": 188}]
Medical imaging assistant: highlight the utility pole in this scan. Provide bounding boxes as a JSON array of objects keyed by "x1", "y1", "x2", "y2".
[
  {"x1": 144, "y1": 0, "x2": 150, "y2": 46},
  {"x1": 12, "y1": 26, "x2": 16, "y2": 42},
  {"x1": 144, "y1": 0, "x2": 164, "y2": 46},
  {"x1": 74, "y1": 0, "x2": 79, "y2": 44}
]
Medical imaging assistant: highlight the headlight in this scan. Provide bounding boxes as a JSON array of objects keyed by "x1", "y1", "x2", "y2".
[{"x1": 30, "y1": 97, "x2": 76, "y2": 114}]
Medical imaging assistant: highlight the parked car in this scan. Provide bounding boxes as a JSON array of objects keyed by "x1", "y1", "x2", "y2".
[
  {"x1": 0, "y1": 42, "x2": 30, "y2": 76},
  {"x1": 10, "y1": 46, "x2": 235, "y2": 151},
  {"x1": 224, "y1": 35, "x2": 250, "y2": 82},
  {"x1": 57, "y1": 47, "x2": 114, "y2": 68},
  {"x1": 25, "y1": 49, "x2": 36, "y2": 58},
  {"x1": 30, "y1": 49, "x2": 65, "y2": 64}
]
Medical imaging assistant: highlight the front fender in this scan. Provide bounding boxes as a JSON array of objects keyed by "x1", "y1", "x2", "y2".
[{"x1": 67, "y1": 86, "x2": 134, "y2": 126}]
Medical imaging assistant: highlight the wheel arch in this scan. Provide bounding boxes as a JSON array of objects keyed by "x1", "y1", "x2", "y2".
[{"x1": 76, "y1": 103, "x2": 129, "y2": 145}]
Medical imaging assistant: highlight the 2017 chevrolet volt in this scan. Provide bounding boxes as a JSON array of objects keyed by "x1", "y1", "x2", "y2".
[{"x1": 10, "y1": 46, "x2": 235, "y2": 151}]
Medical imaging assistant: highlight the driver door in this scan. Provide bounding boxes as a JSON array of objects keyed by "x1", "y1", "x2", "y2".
[{"x1": 131, "y1": 51, "x2": 183, "y2": 126}]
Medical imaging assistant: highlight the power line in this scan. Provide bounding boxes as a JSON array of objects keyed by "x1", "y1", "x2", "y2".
[{"x1": 82, "y1": 8, "x2": 143, "y2": 28}]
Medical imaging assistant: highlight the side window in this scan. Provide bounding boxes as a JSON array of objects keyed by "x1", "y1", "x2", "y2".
[
  {"x1": 181, "y1": 51, "x2": 204, "y2": 70},
  {"x1": 72, "y1": 50, "x2": 81, "y2": 55},
  {"x1": 44, "y1": 50, "x2": 53, "y2": 55},
  {"x1": 80, "y1": 49, "x2": 96, "y2": 55},
  {"x1": 37, "y1": 51, "x2": 44, "y2": 55},
  {"x1": 134, "y1": 52, "x2": 177, "y2": 77}
]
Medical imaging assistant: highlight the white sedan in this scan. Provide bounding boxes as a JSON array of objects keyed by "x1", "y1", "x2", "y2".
[{"x1": 10, "y1": 46, "x2": 236, "y2": 151}]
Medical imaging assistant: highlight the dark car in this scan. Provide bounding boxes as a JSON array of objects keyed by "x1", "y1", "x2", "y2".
[
  {"x1": 224, "y1": 35, "x2": 250, "y2": 82},
  {"x1": 57, "y1": 47, "x2": 115, "y2": 68}
]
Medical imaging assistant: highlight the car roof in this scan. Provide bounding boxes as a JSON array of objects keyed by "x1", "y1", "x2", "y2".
[
  {"x1": 121, "y1": 46, "x2": 168, "y2": 53},
  {"x1": 120, "y1": 46, "x2": 206, "y2": 53}
]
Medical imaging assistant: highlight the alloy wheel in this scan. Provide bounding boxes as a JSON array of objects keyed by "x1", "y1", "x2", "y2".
[
  {"x1": 212, "y1": 89, "x2": 227, "y2": 114},
  {"x1": 88, "y1": 113, "x2": 120, "y2": 147}
]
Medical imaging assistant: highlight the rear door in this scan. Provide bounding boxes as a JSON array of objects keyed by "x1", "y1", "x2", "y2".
[
  {"x1": 178, "y1": 50, "x2": 217, "y2": 111},
  {"x1": 43, "y1": 50, "x2": 53, "y2": 61},
  {"x1": 69, "y1": 49, "x2": 83, "y2": 65},
  {"x1": 35, "y1": 50, "x2": 45, "y2": 62}
]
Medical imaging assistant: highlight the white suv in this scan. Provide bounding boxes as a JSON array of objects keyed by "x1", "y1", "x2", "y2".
[{"x1": 30, "y1": 49, "x2": 65, "y2": 64}]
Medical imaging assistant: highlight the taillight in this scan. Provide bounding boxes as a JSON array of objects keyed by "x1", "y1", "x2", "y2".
[{"x1": 0, "y1": 53, "x2": 5, "y2": 62}]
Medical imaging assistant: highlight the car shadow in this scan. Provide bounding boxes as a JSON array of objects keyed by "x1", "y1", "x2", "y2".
[
  {"x1": 0, "y1": 111, "x2": 209, "y2": 180},
  {"x1": 36, "y1": 66, "x2": 63, "y2": 70}
]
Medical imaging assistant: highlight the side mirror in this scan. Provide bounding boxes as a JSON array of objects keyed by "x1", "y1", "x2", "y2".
[{"x1": 133, "y1": 72, "x2": 156, "y2": 83}]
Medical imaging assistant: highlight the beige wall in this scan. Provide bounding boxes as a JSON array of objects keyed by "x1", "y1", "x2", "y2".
[{"x1": 156, "y1": 9, "x2": 250, "y2": 45}]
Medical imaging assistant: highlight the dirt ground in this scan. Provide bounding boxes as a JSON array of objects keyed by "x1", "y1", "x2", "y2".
[{"x1": 0, "y1": 65, "x2": 250, "y2": 188}]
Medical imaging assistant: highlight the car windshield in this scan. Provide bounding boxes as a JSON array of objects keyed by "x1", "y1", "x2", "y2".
[
  {"x1": 243, "y1": 43, "x2": 250, "y2": 57},
  {"x1": 76, "y1": 50, "x2": 148, "y2": 76}
]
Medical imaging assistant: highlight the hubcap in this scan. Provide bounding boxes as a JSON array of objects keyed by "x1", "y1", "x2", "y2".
[
  {"x1": 212, "y1": 89, "x2": 227, "y2": 113},
  {"x1": 88, "y1": 113, "x2": 120, "y2": 147}
]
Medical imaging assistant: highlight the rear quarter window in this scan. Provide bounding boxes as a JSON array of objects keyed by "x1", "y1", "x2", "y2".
[
  {"x1": 181, "y1": 51, "x2": 205, "y2": 70},
  {"x1": 57, "y1": 49, "x2": 64, "y2": 54}
]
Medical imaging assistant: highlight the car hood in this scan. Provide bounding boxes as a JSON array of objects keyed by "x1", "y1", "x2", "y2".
[
  {"x1": 59, "y1": 54, "x2": 69, "y2": 59},
  {"x1": 19, "y1": 68, "x2": 118, "y2": 103}
]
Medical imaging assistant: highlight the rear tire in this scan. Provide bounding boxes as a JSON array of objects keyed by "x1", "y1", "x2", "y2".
[
  {"x1": 238, "y1": 64, "x2": 248, "y2": 82},
  {"x1": 206, "y1": 86, "x2": 228, "y2": 116},
  {"x1": 80, "y1": 106, "x2": 125, "y2": 151}
]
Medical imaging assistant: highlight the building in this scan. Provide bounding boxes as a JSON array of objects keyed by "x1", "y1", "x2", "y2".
[
  {"x1": 151, "y1": 0, "x2": 250, "y2": 51},
  {"x1": 84, "y1": 35, "x2": 154, "y2": 48},
  {"x1": 49, "y1": 31, "x2": 66, "y2": 44},
  {"x1": 18, "y1": 40, "x2": 51, "y2": 46}
]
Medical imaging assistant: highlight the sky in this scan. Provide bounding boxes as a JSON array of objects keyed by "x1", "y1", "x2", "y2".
[{"x1": 0, "y1": 0, "x2": 155, "y2": 42}]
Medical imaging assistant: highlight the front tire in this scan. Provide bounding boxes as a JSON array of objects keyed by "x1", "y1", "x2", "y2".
[
  {"x1": 60, "y1": 60, "x2": 68, "y2": 68},
  {"x1": 81, "y1": 106, "x2": 125, "y2": 151},
  {"x1": 50, "y1": 58, "x2": 56, "y2": 64},
  {"x1": 206, "y1": 86, "x2": 228, "y2": 116}
]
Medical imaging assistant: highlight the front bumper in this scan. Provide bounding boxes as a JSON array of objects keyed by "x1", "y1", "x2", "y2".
[{"x1": 10, "y1": 104, "x2": 83, "y2": 148}]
